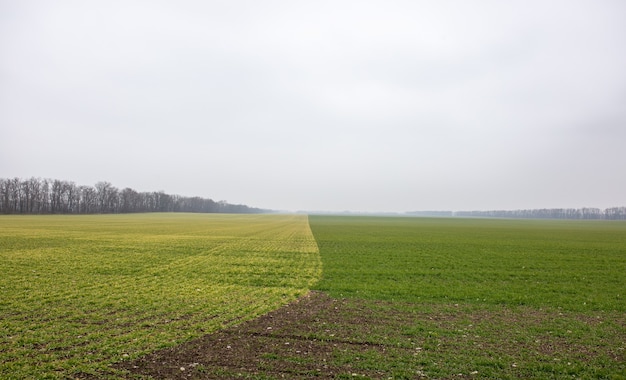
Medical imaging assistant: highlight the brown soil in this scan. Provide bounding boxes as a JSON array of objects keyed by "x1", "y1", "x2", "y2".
[
  {"x1": 116, "y1": 291, "x2": 404, "y2": 379},
  {"x1": 114, "y1": 291, "x2": 625, "y2": 379}
]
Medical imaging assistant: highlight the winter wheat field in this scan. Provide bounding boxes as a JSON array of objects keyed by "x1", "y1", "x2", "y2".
[{"x1": 0, "y1": 214, "x2": 624, "y2": 379}]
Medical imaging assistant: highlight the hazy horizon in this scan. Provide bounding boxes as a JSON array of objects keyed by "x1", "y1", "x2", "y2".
[{"x1": 2, "y1": 1, "x2": 625, "y2": 212}]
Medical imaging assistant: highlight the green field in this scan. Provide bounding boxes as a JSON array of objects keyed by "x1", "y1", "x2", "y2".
[
  {"x1": 0, "y1": 213, "x2": 320, "y2": 379},
  {"x1": 309, "y1": 216, "x2": 626, "y2": 378},
  {"x1": 310, "y1": 216, "x2": 626, "y2": 311},
  {"x1": 1, "y1": 214, "x2": 625, "y2": 379}
]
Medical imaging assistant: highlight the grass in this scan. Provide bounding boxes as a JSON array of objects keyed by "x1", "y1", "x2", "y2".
[
  {"x1": 311, "y1": 216, "x2": 625, "y2": 311},
  {"x1": 0, "y1": 213, "x2": 321, "y2": 379},
  {"x1": 2, "y1": 213, "x2": 625, "y2": 379},
  {"x1": 308, "y1": 215, "x2": 626, "y2": 379}
]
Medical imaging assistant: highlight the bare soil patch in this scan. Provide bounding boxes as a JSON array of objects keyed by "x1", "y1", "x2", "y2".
[
  {"x1": 116, "y1": 291, "x2": 625, "y2": 379},
  {"x1": 116, "y1": 291, "x2": 387, "y2": 379}
]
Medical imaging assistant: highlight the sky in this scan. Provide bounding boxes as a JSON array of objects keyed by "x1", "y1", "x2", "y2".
[{"x1": 1, "y1": 0, "x2": 625, "y2": 212}]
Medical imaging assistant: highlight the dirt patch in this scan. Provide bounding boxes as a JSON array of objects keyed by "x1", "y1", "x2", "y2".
[
  {"x1": 116, "y1": 292, "x2": 392, "y2": 379},
  {"x1": 115, "y1": 292, "x2": 625, "y2": 379}
]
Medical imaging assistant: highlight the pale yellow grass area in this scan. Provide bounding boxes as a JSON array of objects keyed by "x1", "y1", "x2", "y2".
[{"x1": 0, "y1": 213, "x2": 321, "y2": 379}]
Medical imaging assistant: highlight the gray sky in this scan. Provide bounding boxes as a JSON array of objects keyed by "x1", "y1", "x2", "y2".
[{"x1": 1, "y1": 1, "x2": 625, "y2": 212}]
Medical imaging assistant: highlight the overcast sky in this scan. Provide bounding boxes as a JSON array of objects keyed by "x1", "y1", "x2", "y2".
[{"x1": 1, "y1": 1, "x2": 625, "y2": 212}]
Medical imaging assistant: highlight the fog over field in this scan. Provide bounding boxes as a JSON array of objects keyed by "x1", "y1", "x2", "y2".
[{"x1": 1, "y1": 1, "x2": 625, "y2": 212}]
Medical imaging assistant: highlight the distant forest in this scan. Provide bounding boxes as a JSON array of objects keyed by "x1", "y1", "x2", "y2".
[
  {"x1": 409, "y1": 207, "x2": 626, "y2": 220},
  {"x1": 0, "y1": 177, "x2": 267, "y2": 214}
]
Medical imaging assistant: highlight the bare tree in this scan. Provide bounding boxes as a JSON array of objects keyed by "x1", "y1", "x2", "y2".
[
  {"x1": 1, "y1": 177, "x2": 265, "y2": 215},
  {"x1": 79, "y1": 186, "x2": 97, "y2": 214}
]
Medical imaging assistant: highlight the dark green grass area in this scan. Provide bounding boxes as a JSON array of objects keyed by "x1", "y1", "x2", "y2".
[
  {"x1": 309, "y1": 216, "x2": 626, "y2": 379},
  {"x1": 310, "y1": 216, "x2": 625, "y2": 311}
]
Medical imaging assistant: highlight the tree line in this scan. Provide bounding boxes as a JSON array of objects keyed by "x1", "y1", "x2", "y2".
[
  {"x1": 453, "y1": 207, "x2": 626, "y2": 220},
  {"x1": 0, "y1": 177, "x2": 267, "y2": 215}
]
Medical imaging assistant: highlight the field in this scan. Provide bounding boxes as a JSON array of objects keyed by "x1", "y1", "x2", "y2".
[
  {"x1": 123, "y1": 216, "x2": 625, "y2": 379},
  {"x1": 1, "y1": 214, "x2": 625, "y2": 379},
  {"x1": 311, "y1": 216, "x2": 625, "y2": 311},
  {"x1": 309, "y1": 216, "x2": 626, "y2": 378},
  {"x1": 0, "y1": 213, "x2": 320, "y2": 379}
]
